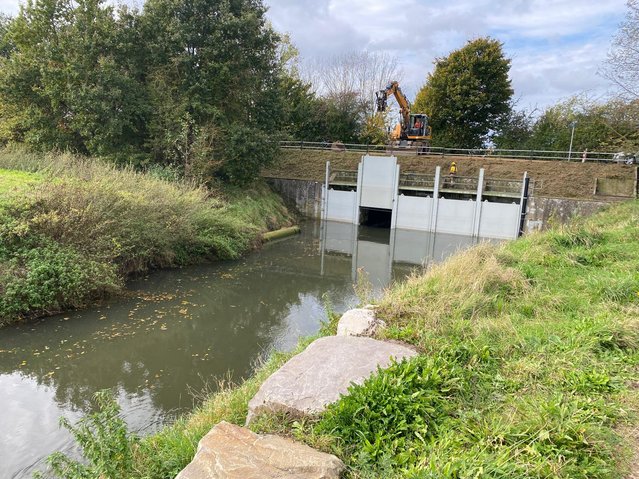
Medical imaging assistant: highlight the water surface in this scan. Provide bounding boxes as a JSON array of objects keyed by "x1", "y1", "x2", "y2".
[{"x1": 0, "y1": 221, "x2": 481, "y2": 478}]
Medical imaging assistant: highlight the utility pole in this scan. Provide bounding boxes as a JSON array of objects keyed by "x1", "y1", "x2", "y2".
[{"x1": 568, "y1": 121, "x2": 577, "y2": 160}]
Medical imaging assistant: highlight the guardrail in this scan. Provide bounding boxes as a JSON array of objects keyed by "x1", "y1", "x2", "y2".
[
  {"x1": 329, "y1": 169, "x2": 539, "y2": 196},
  {"x1": 280, "y1": 140, "x2": 634, "y2": 164}
]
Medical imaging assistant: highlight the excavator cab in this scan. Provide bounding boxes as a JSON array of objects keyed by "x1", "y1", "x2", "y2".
[{"x1": 408, "y1": 114, "x2": 430, "y2": 139}]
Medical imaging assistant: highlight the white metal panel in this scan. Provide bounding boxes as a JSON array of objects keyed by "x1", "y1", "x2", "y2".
[
  {"x1": 359, "y1": 155, "x2": 397, "y2": 210},
  {"x1": 436, "y1": 198, "x2": 475, "y2": 236},
  {"x1": 478, "y1": 202, "x2": 520, "y2": 239},
  {"x1": 326, "y1": 189, "x2": 357, "y2": 223},
  {"x1": 394, "y1": 195, "x2": 433, "y2": 231}
]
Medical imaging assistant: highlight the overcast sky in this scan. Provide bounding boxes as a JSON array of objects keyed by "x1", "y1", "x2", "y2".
[{"x1": 0, "y1": 0, "x2": 629, "y2": 111}]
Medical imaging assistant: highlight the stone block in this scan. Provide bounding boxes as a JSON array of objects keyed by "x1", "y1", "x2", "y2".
[
  {"x1": 336, "y1": 308, "x2": 386, "y2": 337},
  {"x1": 175, "y1": 421, "x2": 344, "y2": 479},
  {"x1": 247, "y1": 336, "x2": 417, "y2": 422}
]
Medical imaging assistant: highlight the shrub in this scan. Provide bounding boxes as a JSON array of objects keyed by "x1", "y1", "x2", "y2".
[
  {"x1": 0, "y1": 240, "x2": 120, "y2": 322},
  {"x1": 0, "y1": 148, "x2": 292, "y2": 324},
  {"x1": 216, "y1": 125, "x2": 280, "y2": 186}
]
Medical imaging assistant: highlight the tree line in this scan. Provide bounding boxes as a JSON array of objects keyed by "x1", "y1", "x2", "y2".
[
  {"x1": 0, "y1": 0, "x2": 637, "y2": 185},
  {"x1": 0, "y1": 0, "x2": 377, "y2": 184}
]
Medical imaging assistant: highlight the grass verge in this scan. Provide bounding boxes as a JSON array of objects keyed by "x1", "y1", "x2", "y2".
[{"x1": 0, "y1": 146, "x2": 293, "y2": 326}]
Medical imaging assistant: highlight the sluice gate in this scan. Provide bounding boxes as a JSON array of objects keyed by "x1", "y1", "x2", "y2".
[{"x1": 322, "y1": 155, "x2": 529, "y2": 240}]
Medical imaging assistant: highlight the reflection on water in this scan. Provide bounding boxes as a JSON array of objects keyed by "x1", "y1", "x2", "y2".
[
  {"x1": 321, "y1": 221, "x2": 483, "y2": 287},
  {"x1": 0, "y1": 221, "x2": 488, "y2": 478}
]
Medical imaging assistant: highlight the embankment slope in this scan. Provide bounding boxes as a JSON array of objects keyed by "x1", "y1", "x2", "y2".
[
  {"x1": 129, "y1": 199, "x2": 639, "y2": 479},
  {"x1": 265, "y1": 149, "x2": 636, "y2": 199}
]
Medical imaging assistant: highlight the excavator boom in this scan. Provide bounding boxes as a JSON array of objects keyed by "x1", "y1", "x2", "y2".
[{"x1": 376, "y1": 81, "x2": 411, "y2": 127}]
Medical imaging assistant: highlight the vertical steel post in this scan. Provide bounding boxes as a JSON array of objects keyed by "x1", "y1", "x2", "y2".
[
  {"x1": 391, "y1": 163, "x2": 400, "y2": 229},
  {"x1": 322, "y1": 161, "x2": 330, "y2": 222},
  {"x1": 429, "y1": 166, "x2": 441, "y2": 233},
  {"x1": 355, "y1": 157, "x2": 364, "y2": 225},
  {"x1": 472, "y1": 168, "x2": 485, "y2": 238},
  {"x1": 517, "y1": 172, "x2": 530, "y2": 237}
]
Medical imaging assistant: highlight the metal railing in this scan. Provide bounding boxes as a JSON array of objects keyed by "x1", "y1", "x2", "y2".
[
  {"x1": 330, "y1": 170, "x2": 358, "y2": 184},
  {"x1": 329, "y1": 168, "x2": 536, "y2": 197},
  {"x1": 280, "y1": 140, "x2": 628, "y2": 163}
]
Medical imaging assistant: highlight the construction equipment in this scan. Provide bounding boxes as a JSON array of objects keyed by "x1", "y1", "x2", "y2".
[{"x1": 376, "y1": 81, "x2": 432, "y2": 153}]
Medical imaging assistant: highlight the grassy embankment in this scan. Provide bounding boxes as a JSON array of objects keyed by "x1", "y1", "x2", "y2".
[
  {"x1": 122, "y1": 200, "x2": 639, "y2": 479},
  {"x1": 264, "y1": 149, "x2": 636, "y2": 199},
  {"x1": 0, "y1": 147, "x2": 292, "y2": 326}
]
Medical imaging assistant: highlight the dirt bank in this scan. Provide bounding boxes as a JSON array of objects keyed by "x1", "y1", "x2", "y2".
[{"x1": 265, "y1": 150, "x2": 636, "y2": 199}]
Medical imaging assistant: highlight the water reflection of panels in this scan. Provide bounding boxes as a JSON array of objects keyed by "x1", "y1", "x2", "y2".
[
  {"x1": 323, "y1": 221, "x2": 356, "y2": 255},
  {"x1": 391, "y1": 230, "x2": 479, "y2": 265},
  {"x1": 355, "y1": 240, "x2": 392, "y2": 289}
]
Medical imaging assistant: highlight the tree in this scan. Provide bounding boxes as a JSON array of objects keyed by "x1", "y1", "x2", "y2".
[
  {"x1": 414, "y1": 37, "x2": 513, "y2": 148},
  {"x1": 141, "y1": 0, "x2": 284, "y2": 182},
  {"x1": 0, "y1": 14, "x2": 13, "y2": 58},
  {"x1": 602, "y1": 0, "x2": 639, "y2": 99},
  {"x1": 492, "y1": 107, "x2": 535, "y2": 150},
  {"x1": 0, "y1": 0, "x2": 148, "y2": 159},
  {"x1": 312, "y1": 51, "x2": 402, "y2": 117},
  {"x1": 522, "y1": 96, "x2": 639, "y2": 153}
]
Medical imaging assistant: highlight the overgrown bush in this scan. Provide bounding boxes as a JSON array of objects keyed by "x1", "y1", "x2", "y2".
[
  {"x1": 0, "y1": 148, "x2": 292, "y2": 324},
  {"x1": 215, "y1": 125, "x2": 280, "y2": 186}
]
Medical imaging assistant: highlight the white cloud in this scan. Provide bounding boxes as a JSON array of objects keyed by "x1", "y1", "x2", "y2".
[
  {"x1": 0, "y1": 0, "x2": 629, "y2": 109},
  {"x1": 266, "y1": 0, "x2": 628, "y2": 109}
]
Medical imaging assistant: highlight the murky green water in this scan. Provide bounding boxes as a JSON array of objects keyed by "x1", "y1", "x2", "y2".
[{"x1": 0, "y1": 221, "x2": 481, "y2": 478}]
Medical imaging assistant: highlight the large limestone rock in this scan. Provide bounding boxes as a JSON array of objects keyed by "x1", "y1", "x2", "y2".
[
  {"x1": 336, "y1": 308, "x2": 386, "y2": 337},
  {"x1": 247, "y1": 336, "x2": 417, "y2": 422},
  {"x1": 175, "y1": 421, "x2": 344, "y2": 479}
]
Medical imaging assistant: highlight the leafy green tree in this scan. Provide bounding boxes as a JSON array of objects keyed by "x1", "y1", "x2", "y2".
[
  {"x1": 0, "y1": 13, "x2": 13, "y2": 58},
  {"x1": 493, "y1": 107, "x2": 535, "y2": 150},
  {"x1": 0, "y1": 0, "x2": 148, "y2": 159},
  {"x1": 359, "y1": 112, "x2": 388, "y2": 145},
  {"x1": 524, "y1": 96, "x2": 639, "y2": 153},
  {"x1": 414, "y1": 37, "x2": 513, "y2": 148},
  {"x1": 141, "y1": 0, "x2": 283, "y2": 171}
]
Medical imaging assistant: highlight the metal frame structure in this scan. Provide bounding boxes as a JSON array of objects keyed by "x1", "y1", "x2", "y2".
[{"x1": 280, "y1": 140, "x2": 628, "y2": 163}]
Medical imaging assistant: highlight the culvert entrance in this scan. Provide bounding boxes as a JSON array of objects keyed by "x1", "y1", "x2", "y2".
[{"x1": 359, "y1": 207, "x2": 392, "y2": 228}]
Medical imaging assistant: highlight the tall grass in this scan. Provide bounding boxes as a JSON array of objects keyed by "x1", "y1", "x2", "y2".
[{"x1": 0, "y1": 147, "x2": 292, "y2": 325}]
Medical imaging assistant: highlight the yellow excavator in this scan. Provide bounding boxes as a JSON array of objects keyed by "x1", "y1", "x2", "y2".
[{"x1": 376, "y1": 81, "x2": 432, "y2": 153}]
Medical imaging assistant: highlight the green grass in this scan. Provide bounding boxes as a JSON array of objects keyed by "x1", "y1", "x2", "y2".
[
  {"x1": 39, "y1": 199, "x2": 639, "y2": 479},
  {"x1": 0, "y1": 168, "x2": 41, "y2": 195},
  {"x1": 0, "y1": 146, "x2": 293, "y2": 326}
]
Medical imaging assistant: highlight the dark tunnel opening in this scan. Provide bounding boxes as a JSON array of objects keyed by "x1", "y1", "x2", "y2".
[{"x1": 359, "y1": 207, "x2": 392, "y2": 228}]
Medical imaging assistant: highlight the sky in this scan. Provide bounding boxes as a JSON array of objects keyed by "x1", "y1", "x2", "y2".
[{"x1": 0, "y1": 0, "x2": 629, "y2": 111}]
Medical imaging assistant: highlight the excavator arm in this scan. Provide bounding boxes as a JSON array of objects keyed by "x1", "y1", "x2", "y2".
[{"x1": 376, "y1": 81, "x2": 411, "y2": 128}]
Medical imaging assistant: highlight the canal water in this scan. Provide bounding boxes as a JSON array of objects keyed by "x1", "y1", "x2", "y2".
[{"x1": 0, "y1": 221, "x2": 482, "y2": 478}]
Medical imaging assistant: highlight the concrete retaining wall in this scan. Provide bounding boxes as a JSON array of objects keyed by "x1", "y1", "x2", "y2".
[
  {"x1": 524, "y1": 196, "x2": 613, "y2": 232},
  {"x1": 268, "y1": 178, "x2": 323, "y2": 218}
]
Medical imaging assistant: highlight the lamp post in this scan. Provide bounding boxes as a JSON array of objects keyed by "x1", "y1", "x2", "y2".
[{"x1": 568, "y1": 121, "x2": 577, "y2": 160}]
